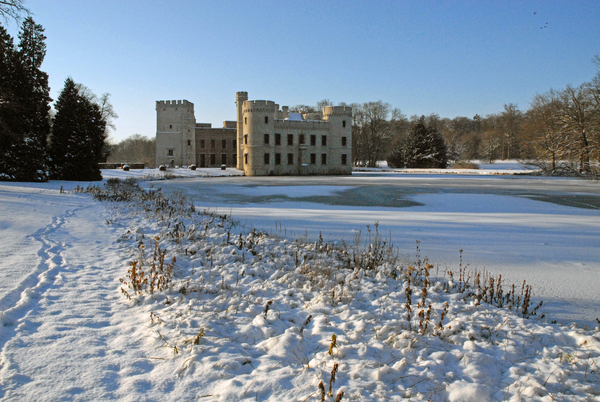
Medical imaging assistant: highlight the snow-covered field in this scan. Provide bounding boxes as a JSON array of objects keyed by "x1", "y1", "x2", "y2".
[{"x1": 1, "y1": 166, "x2": 599, "y2": 401}]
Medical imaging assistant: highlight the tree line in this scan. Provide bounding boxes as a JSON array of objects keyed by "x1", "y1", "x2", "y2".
[
  {"x1": 0, "y1": 17, "x2": 115, "y2": 182},
  {"x1": 296, "y1": 59, "x2": 600, "y2": 174},
  {"x1": 106, "y1": 134, "x2": 156, "y2": 168}
]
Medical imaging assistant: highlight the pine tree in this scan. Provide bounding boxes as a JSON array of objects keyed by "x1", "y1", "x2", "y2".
[
  {"x1": 12, "y1": 17, "x2": 52, "y2": 181},
  {"x1": 404, "y1": 118, "x2": 448, "y2": 168},
  {"x1": 50, "y1": 78, "x2": 106, "y2": 181},
  {"x1": 0, "y1": 18, "x2": 51, "y2": 181},
  {"x1": 0, "y1": 22, "x2": 18, "y2": 180},
  {"x1": 386, "y1": 141, "x2": 406, "y2": 168}
]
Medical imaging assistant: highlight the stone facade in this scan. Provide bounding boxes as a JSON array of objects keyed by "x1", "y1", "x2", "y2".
[{"x1": 156, "y1": 93, "x2": 352, "y2": 176}]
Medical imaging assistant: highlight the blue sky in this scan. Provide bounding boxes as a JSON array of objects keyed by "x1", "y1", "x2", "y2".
[{"x1": 5, "y1": 0, "x2": 600, "y2": 142}]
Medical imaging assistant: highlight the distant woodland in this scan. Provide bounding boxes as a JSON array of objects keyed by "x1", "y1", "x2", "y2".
[{"x1": 295, "y1": 58, "x2": 600, "y2": 175}]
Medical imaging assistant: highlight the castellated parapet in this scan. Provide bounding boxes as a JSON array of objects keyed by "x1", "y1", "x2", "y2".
[
  {"x1": 238, "y1": 94, "x2": 352, "y2": 176},
  {"x1": 156, "y1": 92, "x2": 352, "y2": 175}
]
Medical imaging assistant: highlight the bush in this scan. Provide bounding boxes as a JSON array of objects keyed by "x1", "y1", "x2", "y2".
[
  {"x1": 122, "y1": 165, "x2": 130, "y2": 171},
  {"x1": 451, "y1": 160, "x2": 479, "y2": 169},
  {"x1": 387, "y1": 146, "x2": 406, "y2": 169},
  {"x1": 405, "y1": 119, "x2": 448, "y2": 168},
  {"x1": 190, "y1": 164, "x2": 197, "y2": 171},
  {"x1": 159, "y1": 165, "x2": 167, "y2": 171}
]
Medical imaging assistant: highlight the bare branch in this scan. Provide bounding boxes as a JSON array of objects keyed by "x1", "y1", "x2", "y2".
[{"x1": 0, "y1": 0, "x2": 30, "y2": 23}]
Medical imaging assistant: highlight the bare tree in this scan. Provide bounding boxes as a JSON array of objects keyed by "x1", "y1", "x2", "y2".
[
  {"x1": 0, "y1": 0, "x2": 29, "y2": 22},
  {"x1": 107, "y1": 134, "x2": 155, "y2": 167},
  {"x1": 498, "y1": 103, "x2": 523, "y2": 160},
  {"x1": 352, "y1": 101, "x2": 406, "y2": 167},
  {"x1": 559, "y1": 84, "x2": 595, "y2": 172},
  {"x1": 527, "y1": 90, "x2": 569, "y2": 171},
  {"x1": 480, "y1": 131, "x2": 501, "y2": 163},
  {"x1": 73, "y1": 83, "x2": 118, "y2": 133}
]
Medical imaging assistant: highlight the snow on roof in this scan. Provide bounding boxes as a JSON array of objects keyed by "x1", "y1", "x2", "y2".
[{"x1": 284, "y1": 112, "x2": 303, "y2": 121}]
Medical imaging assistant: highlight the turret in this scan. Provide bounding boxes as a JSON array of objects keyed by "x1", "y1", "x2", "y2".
[
  {"x1": 236, "y1": 91, "x2": 248, "y2": 170},
  {"x1": 323, "y1": 106, "x2": 353, "y2": 175},
  {"x1": 242, "y1": 100, "x2": 277, "y2": 176}
]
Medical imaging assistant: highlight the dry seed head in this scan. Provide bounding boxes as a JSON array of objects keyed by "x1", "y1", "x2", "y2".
[{"x1": 318, "y1": 381, "x2": 325, "y2": 402}]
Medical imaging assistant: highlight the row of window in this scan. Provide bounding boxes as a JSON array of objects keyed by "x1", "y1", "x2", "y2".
[
  {"x1": 243, "y1": 153, "x2": 348, "y2": 166},
  {"x1": 199, "y1": 153, "x2": 236, "y2": 166},
  {"x1": 243, "y1": 133, "x2": 348, "y2": 147},
  {"x1": 245, "y1": 116, "x2": 347, "y2": 128},
  {"x1": 198, "y1": 139, "x2": 237, "y2": 150}
]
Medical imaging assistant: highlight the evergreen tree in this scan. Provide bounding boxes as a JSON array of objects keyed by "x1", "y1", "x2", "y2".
[
  {"x1": 12, "y1": 17, "x2": 51, "y2": 181},
  {"x1": 404, "y1": 117, "x2": 448, "y2": 168},
  {"x1": 0, "y1": 23, "x2": 17, "y2": 179},
  {"x1": 50, "y1": 78, "x2": 106, "y2": 181},
  {"x1": 0, "y1": 18, "x2": 51, "y2": 181},
  {"x1": 386, "y1": 141, "x2": 406, "y2": 168}
]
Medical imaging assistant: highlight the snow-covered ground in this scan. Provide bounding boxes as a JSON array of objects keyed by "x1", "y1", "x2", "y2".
[
  {"x1": 356, "y1": 160, "x2": 538, "y2": 175},
  {"x1": 1, "y1": 165, "x2": 600, "y2": 401}
]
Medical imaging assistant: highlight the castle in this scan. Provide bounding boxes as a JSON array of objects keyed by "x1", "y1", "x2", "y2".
[{"x1": 155, "y1": 92, "x2": 352, "y2": 176}]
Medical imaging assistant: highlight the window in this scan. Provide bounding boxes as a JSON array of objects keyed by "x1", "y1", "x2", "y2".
[
  {"x1": 310, "y1": 153, "x2": 316, "y2": 164},
  {"x1": 244, "y1": 117, "x2": 247, "y2": 124},
  {"x1": 210, "y1": 154, "x2": 216, "y2": 165},
  {"x1": 342, "y1": 154, "x2": 347, "y2": 165},
  {"x1": 275, "y1": 153, "x2": 281, "y2": 165},
  {"x1": 321, "y1": 136, "x2": 327, "y2": 146},
  {"x1": 343, "y1": 120, "x2": 346, "y2": 128},
  {"x1": 167, "y1": 148, "x2": 174, "y2": 156},
  {"x1": 265, "y1": 116, "x2": 269, "y2": 124},
  {"x1": 210, "y1": 139, "x2": 215, "y2": 149},
  {"x1": 287, "y1": 134, "x2": 293, "y2": 146},
  {"x1": 221, "y1": 154, "x2": 227, "y2": 165},
  {"x1": 299, "y1": 134, "x2": 305, "y2": 144},
  {"x1": 244, "y1": 153, "x2": 248, "y2": 164},
  {"x1": 187, "y1": 139, "x2": 191, "y2": 146},
  {"x1": 244, "y1": 135, "x2": 248, "y2": 144},
  {"x1": 222, "y1": 139, "x2": 227, "y2": 149},
  {"x1": 233, "y1": 139, "x2": 237, "y2": 149},
  {"x1": 169, "y1": 125, "x2": 172, "y2": 129},
  {"x1": 264, "y1": 133, "x2": 270, "y2": 145},
  {"x1": 342, "y1": 136, "x2": 347, "y2": 146},
  {"x1": 200, "y1": 139, "x2": 205, "y2": 149},
  {"x1": 264, "y1": 153, "x2": 270, "y2": 165},
  {"x1": 232, "y1": 153, "x2": 236, "y2": 162},
  {"x1": 287, "y1": 153, "x2": 294, "y2": 165},
  {"x1": 200, "y1": 154, "x2": 206, "y2": 167},
  {"x1": 321, "y1": 154, "x2": 327, "y2": 165},
  {"x1": 310, "y1": 135, "x2": 316, "y2": 146},
  {"x1": 275, "y1": 133, "x2": 281, "y2": 146}
]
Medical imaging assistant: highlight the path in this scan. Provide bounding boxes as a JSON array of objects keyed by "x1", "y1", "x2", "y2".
[{"x1": 0, "y1": 187, "x2": 152, "y2": 401}]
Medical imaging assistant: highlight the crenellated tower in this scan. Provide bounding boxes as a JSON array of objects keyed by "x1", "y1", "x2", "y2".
[
  {"x1": 155, "y1": 100, "x2": 196, "y2": 167},
  {"x1": 241, "y1": 99, "x2": 278, "y2": 176}
]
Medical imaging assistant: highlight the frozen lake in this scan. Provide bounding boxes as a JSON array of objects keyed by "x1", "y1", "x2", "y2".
[{"x1": 145, "y1": 173, "x2": 600, "y2": 328}]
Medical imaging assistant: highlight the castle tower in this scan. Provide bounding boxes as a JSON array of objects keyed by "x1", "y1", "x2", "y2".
[
  {"x1": 242, "y1": 99, "x2": 277, "y2": 176},
  {"x1": 236, "y1": 91, "x2": 248, "y2": 170},
  {"x1": 323, "y1": 105, "x2": 353, "y2": 175},
  {"x1": 155, "y1": 100, "x2": 196, "y2": 167}
]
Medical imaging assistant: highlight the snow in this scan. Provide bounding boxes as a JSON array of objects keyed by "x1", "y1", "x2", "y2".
[
  {"x1": 360, "y1": 159, "x2": 538, "y2": 175},
  {"x1": 285, "y1": 112, "x2": 303, "y2": 121},
  {"x1": 1, "y1": 167, "x2": 599, "y2": 401}
]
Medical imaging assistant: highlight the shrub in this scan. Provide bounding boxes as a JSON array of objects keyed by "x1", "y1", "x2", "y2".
[
  {"x1": 405, "y1": 119, "x2": 448, "y2": 168},
  {"x1": 451, "y1": 160, "x2": 479, "y2": 169},
  {"x1": 386, "y1": 146, "x2": 406, "y2": 169}
]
